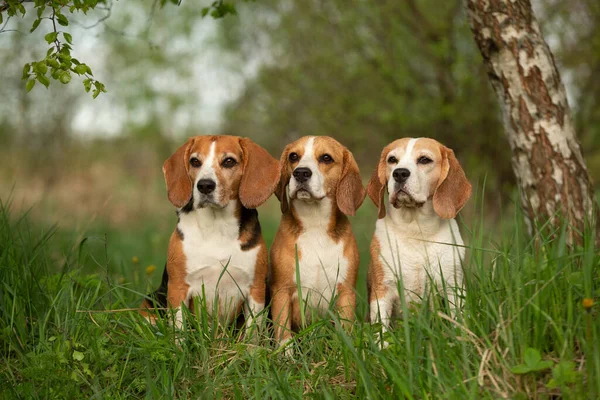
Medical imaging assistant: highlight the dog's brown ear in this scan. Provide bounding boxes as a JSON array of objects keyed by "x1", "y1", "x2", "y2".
[
  {"x1": 367, "y1": 151, "x2": 388, "y2": 219},
  {"x1": 275, "y1": 145, "x2": 291, "y2": 213},
  {"x1": 433, "y1": 146, "x2": 472, "y2": 219},
  {"x1": 336, "y1": 148, "x2": 365, "y2": 216},
  {"x1": 163, "y1": 138, "x2": 195, "y2": 208},
  {"x1": 239, "y1": 138, "x2": 280, "y2": 209}
]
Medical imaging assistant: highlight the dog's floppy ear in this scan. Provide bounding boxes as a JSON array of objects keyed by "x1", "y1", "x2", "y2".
[
  {"x1": 163, "y1": 138, "x2": 195, "y2": 208},
  {"x1": 275, "y1": 145, "x2": 291, "y2": 213},
  {"x1": 433, "y1": 146, "x2": 472, "y2": 219},
  {"x1": 239, "y1": 138, "x2": 280, "y2": 209},
  {"x1": 336, "y1": 147, "x2": 365, "y2": 216},
  {"x1": 367, "y1": 150, "x2": 388, "y2": 219}
]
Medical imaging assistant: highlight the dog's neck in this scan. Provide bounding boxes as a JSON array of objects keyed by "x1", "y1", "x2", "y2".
[
  {"x1": 290, "y1": 197, "x2": 342, "y2": 232},
  {"x1": 385, "y1": 199, "x2": 448, "y2": 237},
  {"x1": 178, "y1": 200, "x2": 241, "y2": 238}
]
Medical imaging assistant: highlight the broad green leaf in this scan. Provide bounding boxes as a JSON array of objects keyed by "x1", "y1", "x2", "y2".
[
  {"x1": 63, "y1": 32, "x2": 73, "y2": 45},
  {"x1": 74, "y1": 64, "x2": 87, "y2": 75},
  {"x1": 510, "y1": 364, "x2": 531, "y2": 375},
  {"x1": 524, "y1": 348, "x2": 541, "y2": 368},
  {"x1": 30, "y1": 18, "x2": 41, "y2": 33},
  {"x1": 60, "y1": 71, "x2": 72, "y2": 84},
  {"x1": 26, "y1": 80, "x2": 36, "y2": 92},
  {"x1": 22, "y1": 64, "x2": 30, "y2": 80},
  {"x1": 72, "y1": 350, "x2": 84, "y2": 361},
  {"x1": 44, "y1": 32, "x2": 58, "y2": 44},
  {"x1": 56, "y1": 13, "x2": 69, "y2": 26},
  {"x1": 529, "y1": 360, "x2": 553, "y2": 372},
  {"x1": 37, "y1": 74, "x2": 50, "y2": 88}
]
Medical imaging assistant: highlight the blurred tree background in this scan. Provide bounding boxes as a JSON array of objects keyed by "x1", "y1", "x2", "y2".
[{"x1": 0, "y1": 0, "x2": 598, "y2": 232}]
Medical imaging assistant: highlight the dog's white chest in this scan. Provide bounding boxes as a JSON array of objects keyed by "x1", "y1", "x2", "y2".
[
  {"x1": 294, "y1": 228, "x2": 348, "y2": 312},
  {"x1": 178, "y1": 211, "x2": 258, "y2": 317},
  {"x1": 375, "y1": 216, "x2": 464, "y2": 297}
]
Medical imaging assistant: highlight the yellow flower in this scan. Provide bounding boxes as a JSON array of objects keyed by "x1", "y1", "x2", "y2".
[
  {"x1": 582, "y1": 298, "x2": 594, "y2": 310},
  {"x1": 146, "y1": 265, "x2": 156, "y2": 275},
  {"x1": 132, "y1": 256, "x2": 139, "y2": 264}
]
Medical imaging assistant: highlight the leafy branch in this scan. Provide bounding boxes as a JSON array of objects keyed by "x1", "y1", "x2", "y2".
[{"x1": 0, "y1": 0, "x2": 247, "y2": 97}]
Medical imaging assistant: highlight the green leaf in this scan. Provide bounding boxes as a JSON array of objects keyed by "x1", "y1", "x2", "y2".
[
  {"x1": 72, "y1": 350, "x2": 84, "y2": 361},
  {"x1": 35, "y1": 62, "x2": 48, "y2": 75},
  {"x1": 59, "y1": 71, "x2": 72, "y2": 84},
  {"x1": 56, "y1": 13, "x2": 69, "y2": 26},
  {"x1": 37, "y1": 74, "x2": 50, "y2": 88},
  {"x1": 63, "y1": 32, "x2": 73, "y2": 45},
  {"x1": 524, "y1": 348, "x2": 541, "y2": 368},
  {"x1": 74, "y1": 64, "x2": 87, "y2": 75},
  {"x1": 37, "y1": 4, "x2": 45, "y2": 18},
  {"x1": 26, "y1": 79, "x2": 36, "y2": 92},
  {"x1": 30, "y1": 18, "x2": 42, "y2": 33},
  {"x1": 45, "y1": 32, "x2": 58, "y2": 44},
  {"x1": 83, "y1": 79, "x2": 92, "y2": 93},
  {"x1": 22, "y1": 64, "x2": 30, "y2": 80},
  {"x1": 0, "y1": 12, "x2": 3, "y2": 25},
  {"x1": 529, "y1": 360, "x2": 553, "y2": 372},
  {"x1": 201, "y1": 7, "x2": 209, "y2": 17},
  {"x1": 511, "y1": 364, "x2": 531, "y2": 375}
]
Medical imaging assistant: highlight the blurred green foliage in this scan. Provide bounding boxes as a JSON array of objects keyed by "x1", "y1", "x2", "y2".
[{"x1": 0, "y1": 0, "x2": 598, "y2": 220}]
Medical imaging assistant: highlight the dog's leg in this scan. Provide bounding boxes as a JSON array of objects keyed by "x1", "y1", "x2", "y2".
[
  {"x1": 336, "y1": 283, "x2": 356, "y2": 329},
  {"x1": 245, "y1": 288, "x2": 265, "y2": 341},
  {"x1": 271, "y1": 287, "x2": 293, "y2": 352},
  {"x1": 167, "y1": 280, "x2": 189, "y2": 331},
  {"x1": 370, "y1": 286, "x2": 395, "y2": 348}
]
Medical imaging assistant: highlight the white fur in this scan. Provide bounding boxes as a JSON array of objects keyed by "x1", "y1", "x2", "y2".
[
  {"x1": 176, "y1": 200, "x2": 261, "y2": 326},
  {"x1": 289, "y1": 137, "x2": 326, "y2": 200},
  {"x1": 190, "y1": 141, "x2": 221, "y2": 208},
  {"x1": 292, "y1": 197, "x2": 349, "y2": 318}
]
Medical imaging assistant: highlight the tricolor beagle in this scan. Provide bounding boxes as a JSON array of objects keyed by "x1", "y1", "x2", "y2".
[
  {"x1": 270, "y1": 136, "x2": 365, "y2": 348},
  {"x1": 141, "y1": 135, "x2": 280, "y2": 333},
  {"x1": 367, "y1": 138, "x2": 472, "y2": 329}
]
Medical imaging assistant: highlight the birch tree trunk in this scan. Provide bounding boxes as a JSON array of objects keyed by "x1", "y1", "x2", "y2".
[{"x1": 465, "y1": 0, "x2": 598, "y2": 244}]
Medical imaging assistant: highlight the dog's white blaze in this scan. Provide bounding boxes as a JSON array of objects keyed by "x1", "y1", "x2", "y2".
[
  {"x1": 399, "y1": 138, "x2": 419, "y2": 164},
  {"x1": 199, "y1": 141, "x2": 217, "y2": 181},
  {"x1": 178, "y1": 200, "x2": 259, "y2": 323},
  {"x1": 289, "y1": 136, "x2": 326, "y2": 199},
  {"x1": 387, "y1": 137, "x2": 430, "y2": 203},
  {"x1": 292, "y1": 197, "x2": 349, "y2": 317},
  {"x1": 191, "y1": 141, "x2": 219, "y2": 208}
]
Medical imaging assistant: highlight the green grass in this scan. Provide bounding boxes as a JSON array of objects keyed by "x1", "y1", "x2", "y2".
[{"x1": 0, "y1": 195, "x2": 599, "y2": 399}]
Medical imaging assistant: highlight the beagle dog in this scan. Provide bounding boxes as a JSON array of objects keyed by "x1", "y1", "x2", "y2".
[
  {"x1": 367, "y1": 138, "x2": 471, "y2": 329},
  {"x1": 141, "y1": 135, "x2": 280, "y2": 332},
  {"x1": 270, "y1": 136, "x2": 365, "y2": 347}
]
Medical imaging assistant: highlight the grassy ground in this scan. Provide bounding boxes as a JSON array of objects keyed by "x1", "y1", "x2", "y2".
[{"x1": 1, "y1": 192, "x2": 598, "y2": 399}]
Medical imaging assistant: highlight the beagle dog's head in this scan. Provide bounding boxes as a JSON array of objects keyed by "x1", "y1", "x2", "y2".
[
  {"x1": 276, "y1": 136, "x2": 365, "y2": 216},
  {"x1": 163, "y1": 135, "x2": 280, "y2": 211},
  {"x1": 367, "y1": 138, "x2": 472, "y2": 219}
]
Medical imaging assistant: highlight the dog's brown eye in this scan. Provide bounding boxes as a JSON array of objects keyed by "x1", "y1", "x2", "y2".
[
  {"x1": 289, "y1": 152, "x2": 299, "y2": 162},
  {"x1": 190, "y1": 158, "x2": 202, "y2": 168},
  {"x1": 319, "y1": 154, "x2": 334, "y2": 164},
  {"x1": 417, "y1": 156, "x2": 433, "y2": 165},
  {"x1": 222, "y1": 157, "x2": 237, "y2": 168},
  {"x1": 387, "y1": 156, "x2": 398, "y2": 164}
]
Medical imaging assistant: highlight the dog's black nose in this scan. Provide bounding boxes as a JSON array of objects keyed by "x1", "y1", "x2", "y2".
[
  {"x1": 393, "y1": 168, "x2": 411, "y2": 183},
  {"x1": 197, "y1": 179, "x2": 216, "y2": 194},
  {"x1": 293, "y1": 167, "x2": 312, "y2": 183}
]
